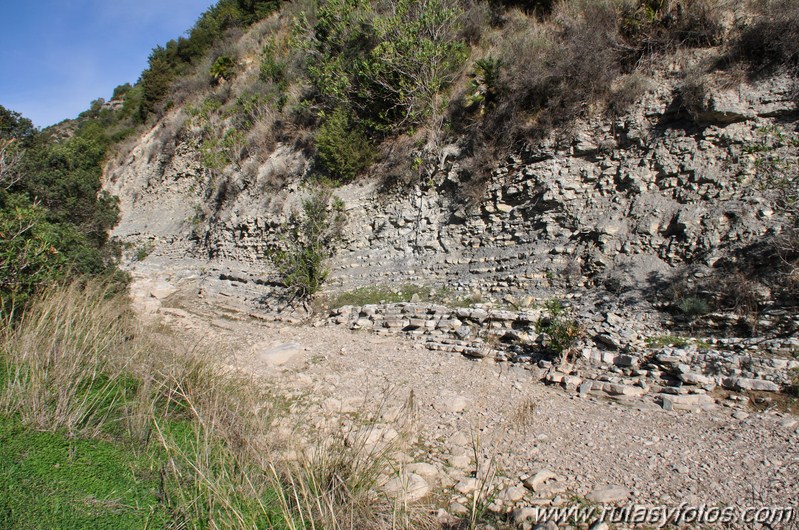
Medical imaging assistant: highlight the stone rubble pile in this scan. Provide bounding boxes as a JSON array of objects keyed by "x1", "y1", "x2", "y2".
[{"x1": 328, "y1": 302, "x2": 799, "y2": 409}]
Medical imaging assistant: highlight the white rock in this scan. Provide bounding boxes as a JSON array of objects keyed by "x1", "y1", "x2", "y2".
[
  {"x1": 447, "y1": 454, "x2": 472, "y2": 469},
  {"x1": 524, "y1": 470, "x2": 559, "y2": 492},
  {"x1": 383, "y1": 473, "x2": 429, "y2": 502},
  {"x1": 455, "y1": 477, "x2": 480, "y2": 495},
  {"x1": 448, "y1": 432, "x2": 470, "y2": 447},
  {"x1": 256, "y1": 342, "x2": 302, "y2": 366},
  {"x1": 659, "y1": 393, "x2": 716, "y2": 411},
  {"x1": 435, "y1": 395, "x2": 470, "y2": 413},
  {"x1": 501, "y1": 485, "x2": 527, "y2": 503},
  {"x1": 586, "y1": 485, "x2": 630, "y2": 503},
  {"x1": 406, "y1": 462, "x2": 439, "y2": 480}
]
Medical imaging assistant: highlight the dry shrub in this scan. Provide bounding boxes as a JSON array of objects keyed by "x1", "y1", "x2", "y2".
[
  {"x1": 619, "y1": 0, "x2": 724, "y2": 66},
  {"x1": 679, "y1": 66, "x2": 710, "y2": 120},
  {"x1": 246, "y1": 115, "x2": 279, "y2": 160},
  {"x1": 464, "y1": 2, "x2": 624, "y2": 146},
  {"x1": 171, "y1": 63, "x2": 215, "y2": 109},
  {"x1": 607, "y1": 72, "x2": 651, "y2": 118},
  {"x1": 459, "y1": 0, "x2": 493, "y2": 44},
  {"x1": 732, "y1": 0, "x2": 799, "y2": 74},
  {"x1": 450, "y1": 1, "x2": 626, "y2": 194},
  {"x1": 374, "y1": 134, "x2": 419, "y2": 191},
  {"x1": 712, "y1": 270, "x2": 764, "y2": 322},
  {"x1": 0, "y1": 283, "x2": 438, "y2": 528}
]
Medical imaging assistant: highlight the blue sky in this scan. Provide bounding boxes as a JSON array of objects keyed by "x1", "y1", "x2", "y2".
[{"x1": 0, "y1": 0, "x2": 218, "y2": 128}]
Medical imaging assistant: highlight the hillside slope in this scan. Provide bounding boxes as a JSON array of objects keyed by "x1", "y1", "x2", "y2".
[{"x1": 104, "y1": 0, "x2": 798, "y2": 337}]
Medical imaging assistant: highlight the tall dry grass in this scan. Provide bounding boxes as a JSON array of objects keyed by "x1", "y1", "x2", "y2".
[{"x1": 0, "y1": 282, "x2": 438, "y2": 529}]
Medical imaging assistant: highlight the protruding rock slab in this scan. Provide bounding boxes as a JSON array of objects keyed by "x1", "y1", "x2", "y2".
[
  {"x1": 255, "y1": 342, "x2": 302, "y2": 366},
  {"x1": 586, "y1": 485, "x2": 630, "y2": 503},
  {"x1": 658, "y1": 393, "x2": 716, "y2": 411}
]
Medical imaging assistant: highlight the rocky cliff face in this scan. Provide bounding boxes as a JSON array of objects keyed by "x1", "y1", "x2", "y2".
[{"x1": 105, "y1": 68, "x2": 797, "y2": 322}]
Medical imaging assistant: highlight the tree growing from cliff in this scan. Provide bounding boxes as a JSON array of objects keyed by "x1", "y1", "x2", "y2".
[{"x1": 270, "y1": 190, "x2": 346, "y2": 300}]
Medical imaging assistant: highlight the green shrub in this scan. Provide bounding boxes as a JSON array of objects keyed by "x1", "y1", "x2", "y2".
[
  {"x1": 0, "y1": 203, "x2": 65, "y2": 318},
  {"x1": 465, "y1": 57, "x2": 503, "y2": 114},
  {"x1": 677, "y1": 295, "x2": 711, "y2": 319},
  {"x1": 315, "y1": 108, "x2": 376, "y2": 183},
  {"x1": 0, "y1": 107, "x2": 123, "y2": 317},
  {"x1": 210, "y1": 55, "x2": 238, "y2": 82},
  {"x1": 259, "y1": 37, "x2": 288, "y2": 87},
  {"x1": 270, "y1": 190, "x2": 346, "y2": 298},
  {"x1": 535, "y1": 299, "x2": 584, "y2": 356},
  {"x1": 301, "y1": 0, "x2": 466, "y2": 133}
]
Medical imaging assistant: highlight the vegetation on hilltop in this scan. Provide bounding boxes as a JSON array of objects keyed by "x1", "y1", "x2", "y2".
[{"x1": 117, "y1": 0, "x2": 797, "y2": 190}]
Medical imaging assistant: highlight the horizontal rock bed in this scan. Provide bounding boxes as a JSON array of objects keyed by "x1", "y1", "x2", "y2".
[{"x1": 328, "y1": 302, "x2": 799, "y2": 409}]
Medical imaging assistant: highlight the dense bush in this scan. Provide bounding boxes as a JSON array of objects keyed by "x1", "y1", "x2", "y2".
[
  {"x1": 314, "y1": 108, "x2": 376, "y2": 182},
  {"x1": 0, "y1": 106, "x2": 123, "y2": 317},
  {"x1": 301, "y1": 0, "x2": 467, "y2": 133}
]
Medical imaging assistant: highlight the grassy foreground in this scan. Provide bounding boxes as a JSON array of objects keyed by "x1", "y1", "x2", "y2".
[{"x1": 0, "y1": 284, "x2": 436, "y2": 529}]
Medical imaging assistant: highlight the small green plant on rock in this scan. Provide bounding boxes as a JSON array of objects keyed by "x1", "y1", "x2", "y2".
[
  {"x1": 677, "y1": 295, "x2": 711, "y2": 320},
  {"x1": 133, "y1": 242, "x2": 154, "y2": 262},
  {"x1": 535, "y1": 299, "x2": 584, "y2": 361}
]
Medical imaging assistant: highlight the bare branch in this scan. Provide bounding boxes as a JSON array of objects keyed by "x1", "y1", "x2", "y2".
[{"x1": 0, "y1": 138, "x2": 22, "y2": 191}]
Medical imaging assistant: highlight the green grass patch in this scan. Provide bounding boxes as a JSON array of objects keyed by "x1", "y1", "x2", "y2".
[
  {"x1": 327, "y1": 284, "x2": 477, "y2": 308},
  {"x1": 0, "y1": 415, "x2": 165, "y2": 529}
]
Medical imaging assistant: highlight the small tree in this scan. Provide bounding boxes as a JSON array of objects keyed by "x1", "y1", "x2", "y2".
[
  {"x1": 0, "y1": 203, "x2": 65, "y2": 318},
  {"x1": 315, "y1": 108, "x2": 376, "y2": 183},
  {"x1": 270, "y1": 191, "x2": 346, "y2": 299}
]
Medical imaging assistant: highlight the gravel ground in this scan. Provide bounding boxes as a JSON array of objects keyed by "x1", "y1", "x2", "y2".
[{"x1": 133, "y1": 274, "x2": 799, "y2": 528}]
